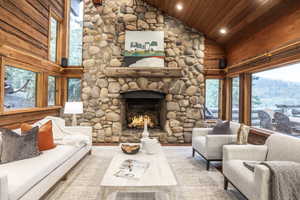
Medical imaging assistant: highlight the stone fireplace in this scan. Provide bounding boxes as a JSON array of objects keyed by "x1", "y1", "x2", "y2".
[
  {"x1": 78, "y1": 0, "x2": 206, "y2": 143},
  {"x1": 120, "y1": 90, "x2": 166, "y2": 130}
]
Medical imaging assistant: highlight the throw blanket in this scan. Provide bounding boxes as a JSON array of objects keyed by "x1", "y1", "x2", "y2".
[
  {"x1": 34, "y1": 116, "x2": 90, "y2": 147},
  {"x1": 261, "y1": 161, "x2": 300, "y2": 200}
]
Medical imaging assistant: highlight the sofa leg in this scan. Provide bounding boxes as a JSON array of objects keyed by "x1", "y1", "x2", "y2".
[
  {"x1": 192, "y1": 148, "x2": 195, "y2": 157},
  {"x1": 224, "y1": 177, "x2": 229, "y2": 190},
  {"x1": 206, "y1": 160, "x2": 210, "y2": 171}
]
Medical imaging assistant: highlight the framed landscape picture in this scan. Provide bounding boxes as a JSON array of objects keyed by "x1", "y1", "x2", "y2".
[{"x1": 124, "y1": 31, "x2": 165, "y2": 67}]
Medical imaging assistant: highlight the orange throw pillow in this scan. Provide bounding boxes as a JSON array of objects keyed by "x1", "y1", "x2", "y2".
[{"x1": 21, "y1": 121, "x2": 56, "y2": 151}]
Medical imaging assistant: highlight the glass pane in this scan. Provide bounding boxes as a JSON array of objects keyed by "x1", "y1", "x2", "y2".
[
  {"x1": 205, "y1": 79, "x2": 219, "y2": 119},
  {"x1": 50, "y1": 17, "x2": 58, "y2": 63},
  {"x1": 48, "y1": 76, "x2": 56, "y2": 106},
  {"x1": 68, "y1": 78, "x2": 81, "y2": 102},
  {"x1": 4, "y1": 66, "x2": 37, "y2": 110},
  {"x1": 232, "y1": 77, "x2": 240, "y2": 122},
  {"x1": 69, "y1": 0, "x2": 84, "y2": 66},
  {"x1": 251, "y1": 62, "x2": 300, "y2": 136}
]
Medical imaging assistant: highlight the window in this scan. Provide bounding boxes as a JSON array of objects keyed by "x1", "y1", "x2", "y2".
[
  {"x1": 69, "y1": 0, "x2": 84, "y2": 66},
  {"x1": 251, "y1": 62, "x2": 300, "y2": 135},
  {"x1": 48, "y1": 76, "x2": 56, "y2": 106},
  {"x1": 68, "y1": 78, "x2": 81, "y2": 101},
  {"x1": 4, "y1": 66, "x2": 37, "y2": 110},
  {"x1": 49, "y1": 17, "x2": 58, "y2": 63},
  {"x1": 205, "y1": 79, "x2": 220, "y2": 119},
  {"x1": 231, "y1": 77, "x2": 240, "y2": 122}
]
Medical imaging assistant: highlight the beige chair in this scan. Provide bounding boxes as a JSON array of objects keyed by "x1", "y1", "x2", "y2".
[
  {"x1": 223, "y1": 133, "x2": 300, "y2": 200},
  {"x1": 192, "y1": 122, "x2": 243, "y2": 170}
]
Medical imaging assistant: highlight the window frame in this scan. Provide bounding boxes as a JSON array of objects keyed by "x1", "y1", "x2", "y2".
[
  {"x1": 1, "y1": 58, "x2": 39, "y2": 113},
  {"x1": 48, "y1": 9, "x2": 63, "y2": 65}
]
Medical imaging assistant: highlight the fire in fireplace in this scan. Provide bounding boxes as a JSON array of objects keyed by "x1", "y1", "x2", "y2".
[
  {"x1": 128, "y1": 115, "x2": 154, "y2": 128},
  {"x1": 121, "y1": 90, "x2": 166, "y2": 130}
]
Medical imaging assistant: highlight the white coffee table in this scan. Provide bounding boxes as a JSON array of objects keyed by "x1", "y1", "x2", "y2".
[{"x1": 100, "y1": 145, "x2": 177, "y2": 200}]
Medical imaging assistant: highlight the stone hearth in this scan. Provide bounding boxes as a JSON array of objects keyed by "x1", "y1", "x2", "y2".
[{"x1": 77, "y1": 0, "x2": 206, "y2": 143}]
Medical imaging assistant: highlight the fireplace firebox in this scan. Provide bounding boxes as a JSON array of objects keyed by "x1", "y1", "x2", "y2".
[{"x1": 120, "y1": 91, "x2": 166, "y2": 130}]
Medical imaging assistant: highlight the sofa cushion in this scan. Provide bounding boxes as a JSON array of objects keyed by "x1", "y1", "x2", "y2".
[
  {"x1": 223, "y1": 160, "x2": 256, "y2": 199},
  {"x1": 0, "y1": 127, "x2": 40, "y2": 164},
  {"x1": 0, "y1": 144, "x2": 85, "y2": 200},
  {"x1": 266, "y1": 134, "x2": 300, "y2": 162},
  {"x1": 21, "y1": 121, "x2": 56, "y2": 151}
]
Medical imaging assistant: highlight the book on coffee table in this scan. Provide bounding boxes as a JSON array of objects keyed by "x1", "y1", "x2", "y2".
[{"x1": 114, "y1": 159, "x2": 150, "y2": 180}]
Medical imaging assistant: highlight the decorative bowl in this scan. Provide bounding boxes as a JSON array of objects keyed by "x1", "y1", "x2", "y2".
[{"x1": 121, "y1": 144, "x2": 140, "y2": 155}]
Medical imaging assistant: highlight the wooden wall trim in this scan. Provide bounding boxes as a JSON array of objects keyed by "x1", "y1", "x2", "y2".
[
  {"x1": 0, "y1": 45, "x2": 63, "y2": 73},
  {"x1": 227, "y1": 40, "x2": 300, "y2": 74},
  {"x1": 0, "y1": 107, "x2": 61, "y2": 129}
]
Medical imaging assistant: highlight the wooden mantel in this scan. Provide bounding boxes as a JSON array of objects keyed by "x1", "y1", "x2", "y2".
[{"x1": 104, "y1": 67, "x2": 183, "y2": 78}]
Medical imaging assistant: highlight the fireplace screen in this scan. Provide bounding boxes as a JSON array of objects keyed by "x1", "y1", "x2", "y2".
[{"x1": 126, "y1": 99, "x2": 161, "y2": 129}]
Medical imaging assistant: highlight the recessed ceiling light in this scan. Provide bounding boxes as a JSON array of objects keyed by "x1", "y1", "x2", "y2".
[
  {"x1": 219, "y1": 28, "x2": 227, "y2": 35},
  {"x1": 176, "y1": 3, "x2": 183, "y2": 11}
]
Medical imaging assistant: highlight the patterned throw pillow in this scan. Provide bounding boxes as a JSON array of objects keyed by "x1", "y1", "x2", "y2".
[
  {"x1": 236, "y1": 124, "x2": 250, "y2": 144},
  {"x1": 0, "y1": 127, "x2": 41, "y2": 164}
]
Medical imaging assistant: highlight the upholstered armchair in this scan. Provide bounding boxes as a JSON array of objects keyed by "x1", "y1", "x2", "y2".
[
  {"x1": 223, "y1": 133, "x2": 300, "y2": 200},
  {"x1": 192, "y1": 122, "x2": 242, "y2": 170}
]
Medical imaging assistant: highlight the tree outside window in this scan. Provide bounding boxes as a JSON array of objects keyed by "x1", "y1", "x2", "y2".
[
  {"x1": 68, "y1": 78, "x2": 81, "y2": 102},
  {"x1": 48, "y1": 76, "x2": 56, "y2": 106},
  {"x1": 4, "y1": 66, "x2": 37, "y2": 110}
]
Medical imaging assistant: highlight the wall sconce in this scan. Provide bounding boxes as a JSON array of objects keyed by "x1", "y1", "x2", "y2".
[{"x1": 92, "y1": 0, "x2": 104, "y2": 7}]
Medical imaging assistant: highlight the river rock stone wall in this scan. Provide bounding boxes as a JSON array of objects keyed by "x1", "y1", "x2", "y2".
[{"x1": 78, "y1": 0, "x2": 206, "y2": 143}]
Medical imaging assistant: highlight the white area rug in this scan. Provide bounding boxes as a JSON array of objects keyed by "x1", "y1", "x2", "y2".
[{"x1": 42, "y1": 146, "x2": 245, "y2": 200}]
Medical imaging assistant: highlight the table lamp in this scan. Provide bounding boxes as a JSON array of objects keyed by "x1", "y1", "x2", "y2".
[{"x1": 64, "y1": 102, "x2": 83, "y2": 126}]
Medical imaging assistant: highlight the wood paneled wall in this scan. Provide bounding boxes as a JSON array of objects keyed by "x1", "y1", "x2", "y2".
[
  {"x1": 0, "y1": 0, "x2": 65, "y2": 60},
  {"x1": 204, "y1": 38, "x2": 225, "y2": 76},
  {"x1": 204, "y1": 38, "x2": 225, "y2": 69},
  {"x1": 226, "y1": 2, "x2": 300, "y2": 66},
  {"x1": 0, "y1": 0, "x2": 67, "y2": 128}
]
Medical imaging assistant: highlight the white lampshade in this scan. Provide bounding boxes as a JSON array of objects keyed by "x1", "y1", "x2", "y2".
[{"x1": 64, "y1": 102, "x2": 83, "y2": 114}]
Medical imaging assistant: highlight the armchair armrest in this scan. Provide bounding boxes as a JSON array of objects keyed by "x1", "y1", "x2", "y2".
[
  {"x1": 192, "y1": 128, "x2": 212, "y2": 137},
  {"x1": 64, "y1": 126, "x2": 92, "y2": 143},
  {"x1": 223, "y1": 145, "x2": 268, "y2": 161},
  {"x1": 254, "y1": 164, "x2": 271, "y2": 200},
  {"x1": 0, "y1": 174, "x2": 8, "y2": 200}
]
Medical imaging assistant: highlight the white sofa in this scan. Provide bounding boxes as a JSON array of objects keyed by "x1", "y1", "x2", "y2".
[
  {"x1": 192, "y1": 121, "x2": 242, "y2": 170},
  {"x1": 0, "y1": 118, "x2": 92, "y2": 200},
  {"x1": 223, "y1": 133, "x2": 300, "y2": 200}
]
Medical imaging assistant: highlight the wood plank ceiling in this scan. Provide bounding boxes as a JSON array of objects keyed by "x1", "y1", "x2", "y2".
[{"x1": 144, "y1": 0, "x2": 287, "y2": 45}]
